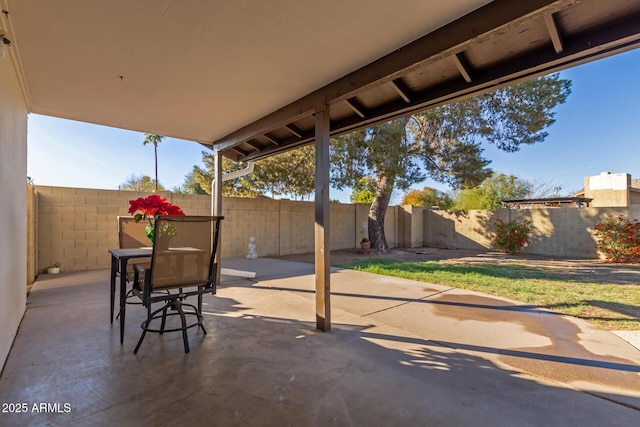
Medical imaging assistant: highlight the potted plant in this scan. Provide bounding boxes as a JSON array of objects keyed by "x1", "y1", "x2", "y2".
[
  {"x1": 128, "y1": 194, "x2": 185, "y2": 246},
  {"x1": 360, "y1": 237, "x2": 371, "y2": 250},
  {"x1": 47, "y1": 262, "x2": 61, "y2": 274}
]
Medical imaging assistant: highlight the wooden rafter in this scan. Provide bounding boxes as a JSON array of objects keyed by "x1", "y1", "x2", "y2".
[
  {"x1": 284, "y1": 124, "x2": 303, "y2": 138},
  {"x1": 452, "y1": 52, "x2": 474, "y2": 83},
  {"x1": 344, "y1": 98, "x2": 366, "y2": 118},
  {"x1": 390, "y1": 78, "x2": 412, "y2": 103},
  {"x1": 245, "y1": 141, "x2": 261, "y2": 151},
  {"x1": 263, "y1": 133, "x2": 280, "y2": 146},
  {"x1": 229, "y1": 146, "x2": 248, "y2": 157},
  {"x1": 544, "y1": 13, "x2": 564, "y2": 54}
]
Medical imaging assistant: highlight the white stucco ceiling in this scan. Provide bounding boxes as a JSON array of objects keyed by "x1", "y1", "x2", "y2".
[{"x1": 2, "y1": 0, "x2": 492, "y2": 143}]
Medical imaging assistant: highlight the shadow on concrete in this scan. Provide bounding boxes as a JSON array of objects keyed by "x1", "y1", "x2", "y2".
[
  {"x1": 1, "y1": 268, "x2": 640, "y2": 426},
  {"x1": 261, "y1": 284, "x2": 552, "y2": 315},
  {"x1": 250, "y1": 285, "x2": 640, "y2": 375}
]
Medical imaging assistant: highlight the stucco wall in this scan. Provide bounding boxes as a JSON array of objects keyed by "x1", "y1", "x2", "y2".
[
  {"x1": 0, "y1": 52, "x2": 28, "y2": 371},
  {"x1": 584, "y1": 173, "x2": 631, "y2": 207},
  {"x1": 32, "y1": 186, "x2": 392, "y2": 273}
]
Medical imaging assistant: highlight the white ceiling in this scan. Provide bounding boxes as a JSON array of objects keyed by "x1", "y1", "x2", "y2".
[{"x1": 2, "y1": 0, "x2": 492, "y2": 144}]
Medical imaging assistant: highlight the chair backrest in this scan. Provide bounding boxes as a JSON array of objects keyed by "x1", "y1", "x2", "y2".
[
  {"x1": 117, "y1": 216, "x2": 151, "y2": 248},
  {"x1": 148, "y1": 215, "x2": 224, "y2": 292}
]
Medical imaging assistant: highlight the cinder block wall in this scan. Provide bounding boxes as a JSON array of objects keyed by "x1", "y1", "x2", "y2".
[
  {"x1": 33, "y1": 185, "x2": 640, "y2": 274},
  {"x1": 32, "y1": 186, "x2": 393, "y2": 273},
  {"x1": 424, "y1": 206, "x2": 640, "y2": 258},
  {"x1": 35, "y1": 186, "x2": 158, "y2": 273},
  {"x1": 27, "y1": 185, "x2": 38, "y2": 284}
]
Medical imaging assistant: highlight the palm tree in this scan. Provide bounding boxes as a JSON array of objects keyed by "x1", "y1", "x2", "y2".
[{"x1": 142, "y1": 134, "x2": 164, "y2": 191}]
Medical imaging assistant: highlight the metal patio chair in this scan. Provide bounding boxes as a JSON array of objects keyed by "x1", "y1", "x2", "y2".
[
  {"x1": 117, "y1": 215, "x2": 151, "y2": 277},
  {"x1": 131, "y1": 215, "x2": 223, "y2": 354},
  {"x1": 116, "y1": 216, "x2": 152, "y2": 313}
]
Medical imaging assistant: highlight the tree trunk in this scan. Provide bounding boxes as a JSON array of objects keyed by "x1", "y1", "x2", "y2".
[
  {"x1": 368, "y1": 174, "x2": 395, "y2": 253},
  {"x1": 154, "y1": 144, "x2": 159, "y2": 192}
]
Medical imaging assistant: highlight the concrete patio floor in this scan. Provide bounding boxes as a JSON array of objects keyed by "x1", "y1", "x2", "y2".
[{"x1": 1, "y1": 258, "x2": 639, "y2": 426}]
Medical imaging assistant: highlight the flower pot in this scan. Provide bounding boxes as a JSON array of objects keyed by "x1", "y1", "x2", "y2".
[
  {"x1": 155, "y1": 238, "x2": 171, "y2": 252},
  {"x1": 47, "y1": 267, "x2": 60, "y2": 274}
]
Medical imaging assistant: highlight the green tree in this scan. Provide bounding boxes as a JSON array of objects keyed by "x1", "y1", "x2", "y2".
[
  {"x1": 173, "y1": 171, "x2": 207, "y2": 194},
  {"x1": 262, "y1": 145, "x2": 315, "y2": 199},
  {"x1": 193, "y1": 145, "x2": 315, "y2": 199},
  {"x1": 143, "y1": 134, "x2": 164, "y2": 192},
  {"x1": 453, "y1": 173, "x2": 532, "y2": 210},
  {"x1": 193, "y1": 156, "x2": 264, "y2": 197},
  {"x1": 120, "y1": 174, "x2": 165, "y2": 192},
  {"x1": 402, "y1": 187, "x2": 454, "y2": 209},
  {"x1": 331, "y1": 74, "x2": 571, "y2": 251},
  {"x1": 350, "y1": 177, "x2": 377, "y2": 204}
]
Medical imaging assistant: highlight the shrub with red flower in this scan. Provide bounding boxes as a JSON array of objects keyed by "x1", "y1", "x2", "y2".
[
  {"x1": 492, "y1": 218, "x2": 532, "y2": 255},
  {"x1": 593, "y1": 214, "x2": 640, "y2": 263},
  {"x1": 128, "y1": 194, "x2": 185, "y2": 244}
]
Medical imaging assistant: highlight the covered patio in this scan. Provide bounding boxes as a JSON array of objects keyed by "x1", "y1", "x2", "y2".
[
  {"x1": 4, "y1": 0, "x2": 640, "y2": 336},
  {"x1": 2, "y1": 1, "x2": 640, "y2": 424},
  {"x1": 1, "y1": 257, "x2": 639, "y2": 425}
]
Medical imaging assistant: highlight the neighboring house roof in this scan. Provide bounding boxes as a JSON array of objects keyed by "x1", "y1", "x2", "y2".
[
  {"x1": 573, "y1": 176, "x2": 640, "y2": 197},
  {"x1": 501, "y1": 197, "x2": 592, "y2": 209}
]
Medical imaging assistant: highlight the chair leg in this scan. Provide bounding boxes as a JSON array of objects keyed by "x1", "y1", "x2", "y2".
[
  {"x1": 174, "y1": 302, "x2": 190, "y2": 353},
  {"x1": 134, "y1": 304, "x2": 152, "y2": 354},
  {"x1": 197, "y1": 292, "x2": 207, "y2": 334},
  {"x1": 160, "y1": 306, "x2": 169, "y2": 334},
  {"x1": 134, "y1": 297, "x2": 206, "y2": 354},
  {"x1": 133, "y1": 329, "x2": 147, "y2": 354}
]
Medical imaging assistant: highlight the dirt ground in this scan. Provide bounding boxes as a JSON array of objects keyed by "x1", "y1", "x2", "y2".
[{"x1": 277, "y1": 247, "x2": 640, "y2": 285}]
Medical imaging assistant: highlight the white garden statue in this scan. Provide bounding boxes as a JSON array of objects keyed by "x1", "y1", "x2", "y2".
[{"x1": 246, "y1": 236, "x2": 258, "y2": 259}]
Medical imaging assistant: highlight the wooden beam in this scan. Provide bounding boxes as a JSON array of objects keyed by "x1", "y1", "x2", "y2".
[
  {"x1": 544, "y1": 13, "x2": 564, "y2": 54},
  {"x1": 218, "y1": 1, "x2": 640, "y2": 164},
  {"x1": 284, "y1": 124, "x2": 303, "y2": 138},
  {"x1": 212, "y1": 0, "x2": 567, "y2": 151},
  {"x1": 345, "y1": 98, "x2": 366, "y2": 118},
  {"x1": 324, "y1": 13, "x2": 640, "y2": 144},
  {"x1": 390, "y1": 78, "x2": 412, "y2": 103},
  {"x1": 453, "y1": 52, "x2": 474, "y2": 83},
  {"x1": 263, "y1": 133, "x2": 281, "y2": 146},
  {"x1": 314, "y1": 104, "x2": 331, "y2": 332},
  {"x1": 230, "y1": 10, "x2": 640, "y2": 165}
]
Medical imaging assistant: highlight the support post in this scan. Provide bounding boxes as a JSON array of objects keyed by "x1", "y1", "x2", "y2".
[
  {"x1": 213, "y1": 150, "x2": 223, "y2": 283},
  {"x1": 212, "y1": 149, "x2": 223, "y2": 216},
  {"x1": 314, "y1": 105, "x2": 331, "y2": 331}
]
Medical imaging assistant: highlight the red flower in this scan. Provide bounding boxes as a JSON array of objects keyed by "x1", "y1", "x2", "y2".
[{"x1": 128, "y1": 194, "x2": 185, "y2": 223}]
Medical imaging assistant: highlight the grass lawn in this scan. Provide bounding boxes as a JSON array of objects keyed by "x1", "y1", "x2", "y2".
[{"x1": 339, "y1": 259, "x2": 640, "y2": 331}]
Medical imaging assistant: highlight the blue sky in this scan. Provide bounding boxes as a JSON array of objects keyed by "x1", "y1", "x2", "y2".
[{"x1": 28, "y1": 48, "x2": 640, "y2": 202}]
